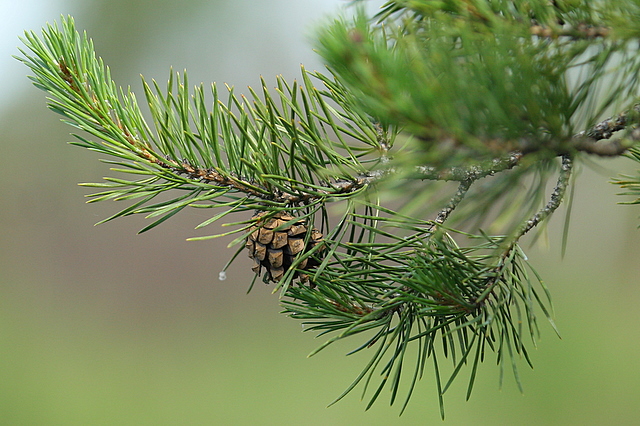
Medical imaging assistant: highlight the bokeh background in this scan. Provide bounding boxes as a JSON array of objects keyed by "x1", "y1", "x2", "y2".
[{"x1": 2, "y1": 1, "x2": 640, "y2": 424}]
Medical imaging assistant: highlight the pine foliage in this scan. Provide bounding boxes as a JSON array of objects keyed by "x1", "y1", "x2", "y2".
[{"x1": 16, "y1": 0, "x2": 640, "y2": 416}]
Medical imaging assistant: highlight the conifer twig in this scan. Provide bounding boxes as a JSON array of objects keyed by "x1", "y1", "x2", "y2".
[
  {"x1": 517, "y1": 154, "x2": 573, "y2": 238},
  {"x1": 434, "y1": 179, "x2": 474, "y2": 225},
  {"x1": 474, "y1": 154, "x2": 573, "y2": 307}
]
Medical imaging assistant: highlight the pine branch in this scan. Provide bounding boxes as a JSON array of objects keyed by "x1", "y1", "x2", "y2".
[
  {"x1": 516, "y1": 155, "x2": 573, "y2": 239},
  {"x1": 18, "y1": 17, "x2": 396, "y2": 236},
  {"x1": 318, "y1": 1, "x2": 640, "y2": 161},
  {"x1": 474, "y1": 154, "x2": 573, "y2": 309},
  {"x1": 434, "y1": 179, "x2": 474, "y2": 225},
  {"x1": 17, "y1": 2, "x2": 640, "y2": 417},
  {"x1": 530, "y1": 24, "x2": 610, "y2": 40},
  {"x1": 572, "y1": 105, "x2": 640, "y2": 156},
  {"x1": 414, "y1": 152, "x2": 524, "y2": 181}
]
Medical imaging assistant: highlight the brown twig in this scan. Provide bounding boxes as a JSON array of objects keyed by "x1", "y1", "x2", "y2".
[{"x1": 530, "y1": 24, "x2": 610, "y2": 40}]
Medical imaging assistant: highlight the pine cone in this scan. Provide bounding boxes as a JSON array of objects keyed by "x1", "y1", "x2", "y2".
[{"x1": 245, "y1": 211, "x2": 324, "y2": 283}]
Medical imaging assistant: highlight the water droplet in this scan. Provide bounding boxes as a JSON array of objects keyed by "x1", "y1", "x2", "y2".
[{"x1": 218, "y1": 271, "x2": 227, "y2": 281}]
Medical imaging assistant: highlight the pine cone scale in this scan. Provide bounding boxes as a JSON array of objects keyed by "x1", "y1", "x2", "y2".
[{"x1": 245, "y1": 211, "x2": 324, "y2": 283}]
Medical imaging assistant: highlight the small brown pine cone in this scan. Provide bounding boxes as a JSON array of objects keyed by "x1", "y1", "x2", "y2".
[{"x1": 245, "y1": 211, "x2": 324, "y2": 283}]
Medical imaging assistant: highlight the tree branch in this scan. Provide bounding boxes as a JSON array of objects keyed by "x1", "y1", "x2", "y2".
[
  {"x1": 530, "y1": 24, "x2": 610, "y2": 40},
  {"x1": 571, "y1": 137, "x2": 635, "y2": 157},
  {"x1": 415, "y1": 152, "x2": 523, "y2": 181},
  {"x1": 568, "y1": 107, "x2": 640, "y2": 156},
  {"x1": 434, "y1": 179, "x2": 474, "y2": 225},
  {"x1": 516, "y1": 154, "x2": 573, "y2": 238},
  {"x1": 473, "y1": 154, "x2": 573, "y2": 307}
]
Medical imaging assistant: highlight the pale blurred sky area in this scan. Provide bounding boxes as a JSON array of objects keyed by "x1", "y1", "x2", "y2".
[
  {"x1": 1, "y1": 0, "x2": 361, "y2": 109},
  {"x1": 2, "y1": 1, "x2": 67, "y2": 106},
  {"x1": 2, "y1": 1, "x2": 640, "y2": 425}
]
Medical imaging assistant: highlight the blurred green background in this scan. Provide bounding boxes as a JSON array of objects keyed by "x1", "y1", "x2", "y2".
[{"x1": 2, "y1": 1, "x2": 640, "y2": 424}]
